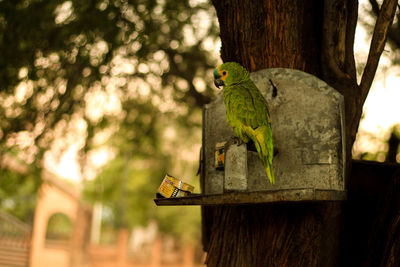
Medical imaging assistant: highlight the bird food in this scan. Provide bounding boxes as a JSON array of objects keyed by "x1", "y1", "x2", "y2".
[
  {"x1": 157, "y1": 174, "x2": 194, "y2": 198},
  {"x1": 215, "y1": 142, "x2": 226, "y2": 169}
]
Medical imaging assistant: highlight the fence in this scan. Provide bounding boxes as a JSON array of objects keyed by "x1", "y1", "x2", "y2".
[{"x1": 0, "y1": 211, "x2": 31, "y2": 267}]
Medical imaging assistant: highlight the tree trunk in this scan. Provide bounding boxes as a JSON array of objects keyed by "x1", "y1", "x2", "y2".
[
  {"x1": 215, "y1": 1, "x2": 323, "y2": 75},
  {"x1": 204, "y1": 0, "x2": 399, "y2": 266},
  {"x1": 205, "y1": 1, "x2": 342, "y2": 266}
]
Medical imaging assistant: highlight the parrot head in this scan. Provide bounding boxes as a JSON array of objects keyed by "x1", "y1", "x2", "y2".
[{"x1": 213, "y1": 62, "x2": 250, "y2": 88}]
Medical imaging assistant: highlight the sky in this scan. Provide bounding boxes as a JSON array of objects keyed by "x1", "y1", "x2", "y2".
[{"x1": 49, "y1": 1, "x2": 400, "y2": 182}]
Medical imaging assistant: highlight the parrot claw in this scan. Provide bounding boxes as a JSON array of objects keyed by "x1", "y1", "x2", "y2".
[
  {"x1": 235, "y1": 137, "x2": 244, "y2": 146},
  {"x1": 225, "y1": 136, "x2": 244, "y2": 148},
  {"x1": 224, "y1": 136, "x2": 243, "y2": 153},
  {"x1": 231, "y1": 136, "x2": 243, "y2": 145}
]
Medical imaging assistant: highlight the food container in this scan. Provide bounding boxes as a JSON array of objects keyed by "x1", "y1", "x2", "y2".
[{"x1": 157, "y1": 174, "x2": 194, "y2": 198}]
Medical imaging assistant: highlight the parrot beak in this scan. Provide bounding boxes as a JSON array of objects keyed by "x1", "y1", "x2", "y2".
[
  {"x1": 213, "y1": 68, "x2": 225, "y2": 89},
  {"x1": 214, "y1": 78, "x2": 225, "y2": 89}
]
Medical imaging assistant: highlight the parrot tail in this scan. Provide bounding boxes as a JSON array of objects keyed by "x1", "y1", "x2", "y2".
[
  {"x1": 265, "y1": 163, "x2": 275, "y2": 185},
  {"x1": 250, "y1": 125, "x2": 275, "y2": 185}
]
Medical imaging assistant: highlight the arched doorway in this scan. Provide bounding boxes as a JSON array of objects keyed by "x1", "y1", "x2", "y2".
[{"x1": 45, "y1": 212, "x2": 73, "y2": 249}]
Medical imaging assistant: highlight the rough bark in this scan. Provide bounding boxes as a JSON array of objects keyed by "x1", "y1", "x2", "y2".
[
  {"x1": 215, "y1": 0, "x2": 323, "y2": 75},
  {"x1": 343, "y1": 161, "x2": 400, "y2": 267},
  {"x1": 205, "y1": 0, "x2": 398, "y2": 266},
  {"x1": 206, "y1": 1, "x2": 338, "y2": 266},
  {"x1": 205, "y1": 204, "x2": 341, "y2": 266}
]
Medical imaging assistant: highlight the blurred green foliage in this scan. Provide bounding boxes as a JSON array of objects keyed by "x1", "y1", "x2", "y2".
[
  {"x1": 0, "y1": 0, "x2": 218, "y2": 156},
  {"x1": 84, "y1": 109, "x2": 203, "y2": 240},
  {"x1": 354, "y1": 125, "x2": 400, "y2": 163},
  {"x1": 0, "y1": 167, "x2": 40, "y2": 223},
  {"x1": 0, "y1": 0, "x2": 219, "y2": 240}
]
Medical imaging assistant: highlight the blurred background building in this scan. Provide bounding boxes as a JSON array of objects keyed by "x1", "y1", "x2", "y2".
[{"x1": 0, "y1": 171, "x2": 205, "y2": 267}]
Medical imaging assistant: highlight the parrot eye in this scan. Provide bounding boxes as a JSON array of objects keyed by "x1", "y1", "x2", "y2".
[{"x1": 222, "y1": 71, "x2": 227, "y2": 76}]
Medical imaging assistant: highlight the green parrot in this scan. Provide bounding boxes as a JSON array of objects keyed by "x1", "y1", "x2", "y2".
[{"x1": 213, "y1": 62, "x2": 275, "y2": 184}]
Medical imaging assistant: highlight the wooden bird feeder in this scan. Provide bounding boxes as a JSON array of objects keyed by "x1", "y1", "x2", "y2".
[{"x1": 155, "y1": 68, "x2": 346, "y2": 206}]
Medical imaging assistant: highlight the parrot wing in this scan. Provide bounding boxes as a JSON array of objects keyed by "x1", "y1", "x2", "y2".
[
  {"x1": 227, "y1": 81, "x2": 275, "y2": 184},
  {"x1": 228, "y1": 81, "x2": 270, "y2": 130}
]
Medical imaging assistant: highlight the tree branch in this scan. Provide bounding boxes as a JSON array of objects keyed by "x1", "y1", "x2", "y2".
[
  {"x1": 321, "y1": 0, "x2": 351, "y2": 95},
  {"x1": 369, "y1": 0, "x2": 400, "y2": 52},
  {"x1": 368, "y1": 0, "x2": 381, "y2": 14},
  {"x1": 360, "y1": 0, "x2": 398, "y2": 102},
  {"x1": 345, "y1": 0, "x2": 358, "y2": 81}
]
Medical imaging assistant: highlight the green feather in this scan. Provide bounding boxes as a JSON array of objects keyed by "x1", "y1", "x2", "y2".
[{"x1": 216, "y1": 62, "x2": 275, "y2": 184}]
